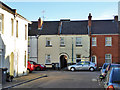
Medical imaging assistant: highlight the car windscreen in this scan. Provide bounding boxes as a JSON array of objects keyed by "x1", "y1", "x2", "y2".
[
  {"x1": 30, "y1": 62, "x2": 34, "y2": 64},
  {"x1": 103, "y1": 64, "x2": 109, "y2": 69},
  {"x1": 112, "y1": 69, "x2": 120, "y2": 83},
  {"x1": 111, "y1": 65, "x2": 120, "y2": 68}
]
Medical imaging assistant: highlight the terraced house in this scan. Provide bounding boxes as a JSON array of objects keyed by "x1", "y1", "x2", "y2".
[
  {"x1": 0, "y1": 2, "x2": 31, "y2": 76},
  {"x1": 29, "y1": 13, "x2": 120, "y2": 69},
  {"x1": 89, "y1": 15, "x2": 120, "y2": 67},
  {"x1": 29, "y1": 18, "x2": 90, "y2": 69}
]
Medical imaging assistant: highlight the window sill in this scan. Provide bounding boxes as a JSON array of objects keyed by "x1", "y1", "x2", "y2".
[
  {"x1": 60, "y1": 45, "x2": 65, "y2": 47},
  {"x1": 76, "y1": 45, "x2": 82, "y2": 47},
  {"x1": 46, "y1": 45, "x2": 52, "y2": 47},
  {"x1": 105, "y1": 45, "x2": 112, "y2": 47},
  {"x1": 92, "y1": 45, "x2": 97, "y2": 46},
  {"x1": 45, "y1": 64, "x2": 52, "y2": 65}
]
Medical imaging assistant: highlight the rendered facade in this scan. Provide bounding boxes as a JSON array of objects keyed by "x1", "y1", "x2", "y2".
[{"x1": 0, "y1": 2, "x2": 31, "y2": 76}]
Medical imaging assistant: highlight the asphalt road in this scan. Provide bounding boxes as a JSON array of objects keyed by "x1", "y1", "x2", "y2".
[{"x1": 13, "y1": 70, "x2": 104, "y2": 88}]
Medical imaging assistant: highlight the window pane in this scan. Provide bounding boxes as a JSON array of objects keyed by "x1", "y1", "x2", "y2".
[
  {"x1": 105, "y1": 37, "x2": 112, "y2": 46},
  {"x1": 76, "y1": 55, "x2": 81, "y2": 58},
  {"x1": 60, "y1": 37, "x2": 64, "y2": 45},
  {"x1": 76, "y1": 54, "x2": 81, "y2": 63},
  {"x1": 76, "y1": 37, "x2": 82, "y2": 45},
  {"x1": 105, "y1": 54, "x2": 111, "y2": 63},
  {"x1": 46, "y1": 55, "x2": 51, "y2": 64},
  {"x1": 92, "y1": 37, "x2": 96, "y2": 46},
  {"x1": 105, "y1": 59, "x2": 111, "y2": 63},
  {"x1": 46, "y1": 38, "x2": 51, "y2": 45},
  {"x1": 92, "y1": 57, "x2": 95, "y2": 63}
]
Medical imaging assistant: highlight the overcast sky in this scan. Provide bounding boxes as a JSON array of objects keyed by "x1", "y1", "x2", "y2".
[{"x1": 3, "y1": 1, "x2": 119, "y2": 21}]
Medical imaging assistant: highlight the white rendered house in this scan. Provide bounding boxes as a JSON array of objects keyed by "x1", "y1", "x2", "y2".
[{"x1": 0, "y1": 2, "x2": 31, "y2": 76}]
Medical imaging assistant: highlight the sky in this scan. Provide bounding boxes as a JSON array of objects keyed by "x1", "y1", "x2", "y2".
[{"x1": 2, "y1": 1, "x2": 119, "y2": 21}]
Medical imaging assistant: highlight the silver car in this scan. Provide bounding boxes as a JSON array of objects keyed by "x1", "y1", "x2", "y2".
[
  {"x1": 104, "y1": 67, "x2": 120, "y2": 89},
  {"x1": 67, "y1": 61, "x2": 97, "y2": 71}
]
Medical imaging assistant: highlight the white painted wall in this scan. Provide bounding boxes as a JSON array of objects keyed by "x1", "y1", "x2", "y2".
[
  {"x1": 0, "y1": 7, "x2": 29, "y2": 76},
  {"x1": 28, "y1": 36, "x2": 38, "y2": 63}
]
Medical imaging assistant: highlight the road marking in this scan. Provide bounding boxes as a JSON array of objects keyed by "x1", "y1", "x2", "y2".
[{"x1": 92, "y1": 78, "x2": 97, "y2": 82}]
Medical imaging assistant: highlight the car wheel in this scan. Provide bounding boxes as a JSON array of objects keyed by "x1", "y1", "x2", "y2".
[
  {"x1": 70, "y1": 67, "x2": 75, "y2": 71},
  {"x1": 89, "y1": 67, "x2": 94, "y2": 72},
  {"x1": 27, "y1": 69, "x2": 32, "y2": 73},
  {"x1": 36, "y1": 67, "x2": 41, "y2": 71}
]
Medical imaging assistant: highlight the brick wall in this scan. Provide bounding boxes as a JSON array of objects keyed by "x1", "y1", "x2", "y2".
[{"x1": 91, "y1": 35, "x2": 119, "y2": 67}]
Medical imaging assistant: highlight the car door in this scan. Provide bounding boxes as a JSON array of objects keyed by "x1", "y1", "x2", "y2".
[
  {"x1": 82, "y1": 61, "x2": 90, "y2": 70},
  {"x1": 76, "y1": 62, "x2": 84, "y2": 70}
]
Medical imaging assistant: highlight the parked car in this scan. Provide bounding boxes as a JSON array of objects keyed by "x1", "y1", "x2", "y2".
[
  {"x1": 67, "y1": 61, "x2": 97, "y2": 71},
  {"x1": 104, "y1": 67, "x2": 120, "y2": 89},
  {"x1": 103, "y1": 63, "x2": 120, "y2": 78},
  {"x1": 100, "y1": 63, "x2": 110, "y2": 76},
  {"x1": 27, "y1": 60, "x2": 35, "y2": 73},
  {"x1": 29, "y1": 60, "x2": 46, "y2": 71}
]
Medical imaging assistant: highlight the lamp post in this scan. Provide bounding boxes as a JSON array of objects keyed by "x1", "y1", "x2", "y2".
[{"x1": 72, "y1": 37, "x2": 73, "y2": 64}]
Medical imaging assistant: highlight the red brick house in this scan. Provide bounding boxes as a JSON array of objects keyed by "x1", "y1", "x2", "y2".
[{"x1": 88, "y1": 14, "x2": 120, "y2": 67}]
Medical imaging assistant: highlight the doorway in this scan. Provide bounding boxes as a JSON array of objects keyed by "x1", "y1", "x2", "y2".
[
  {"x1": 10, "y1": 52, "x2": 14, "y2": 76},
  {"x1": 60, "y1": 55, "x2": 67, "y2": 69}
]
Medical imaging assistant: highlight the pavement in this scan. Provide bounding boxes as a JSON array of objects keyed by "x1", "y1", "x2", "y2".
[{"x1": 2, "y1": 71, "x2": 47, "y2": 89}]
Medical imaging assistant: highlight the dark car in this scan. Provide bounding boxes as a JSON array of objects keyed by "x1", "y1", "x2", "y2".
[
  {"x1": 27, "y1": 60, "x2": 35, "y2": 73},
  {"x1": 100, "y1": 63, "x2": 109, "y2": 76},
  {"x1": 29, "y1": 60, "x2": 46, "y2": 71},
  {"x1": 104, "y1": 67, "x2": 120, "y2": 89},
  {"x1": 103, "y1": 63, "x2": 120, "y2": 78}
]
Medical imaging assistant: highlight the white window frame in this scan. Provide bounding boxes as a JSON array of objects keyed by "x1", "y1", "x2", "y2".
[
  {"x1": 60, "y1": 37, "x2": 65, "y2": 45},
  {"x1": 45, "y1": 54, "x2": 51, "y2": 64},
  {"x1": 105, "y1": 37, "x2": 112, "y2": 46},
  {"x1": 46, "y1": 38, "x2": 52, "y2": 46},
  {"x1": 105, "y1": 54, "x2": 112, "y2": 63},
  {"x1": 92, "y1": 37, "x2": 97, "y2": 46},
  {"x1": 76, "y1": 37, "x2": 82, "y2": 45},
  {"x1": 91, "y1": 55, "x2": 97, "y2": 64}
]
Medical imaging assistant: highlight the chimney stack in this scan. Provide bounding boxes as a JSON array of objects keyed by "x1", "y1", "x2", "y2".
[
  {"x1": 38, "y1": 17, "x2": 43, "y2": 30},
  {"x1": 114, "y1": 15, "x2": 118, "y2": 21},
  {"x1": 88, "y1": 13, "x2": 92, "y2": 27}
]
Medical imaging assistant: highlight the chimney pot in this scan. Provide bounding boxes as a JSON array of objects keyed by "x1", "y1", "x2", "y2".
[
  {"x1": 88, "y1": 13, "x2": 92, "y2": 27},
  {"x1": 38, "y1": 17, "x2": 43, "y2": 30}
]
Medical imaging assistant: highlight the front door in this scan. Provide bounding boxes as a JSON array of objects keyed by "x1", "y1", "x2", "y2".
[{"x1": 60, "y1": 55, "x2": 67, "y2": 69}]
